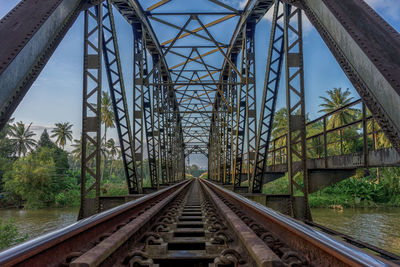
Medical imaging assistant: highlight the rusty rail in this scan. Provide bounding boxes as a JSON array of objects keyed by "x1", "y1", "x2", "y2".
[
  {"x1": 0, "y1": 178, "x2": 398, "y2": 266},
  {"x1": 201, "y1": 179, "x2": 397, "y2": 266},
  {"x1": 0, "y1": 180, "x2": 191, "y2": 267}
]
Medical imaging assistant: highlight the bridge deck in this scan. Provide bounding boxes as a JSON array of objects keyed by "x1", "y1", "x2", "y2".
[{"x1": 0, "y1": 180, "x2": 398, "y2": 266}]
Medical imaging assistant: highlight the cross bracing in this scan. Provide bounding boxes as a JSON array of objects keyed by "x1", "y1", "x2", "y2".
[{"x1": 1, "y1": 0, "x2": 400, "y2": 220}]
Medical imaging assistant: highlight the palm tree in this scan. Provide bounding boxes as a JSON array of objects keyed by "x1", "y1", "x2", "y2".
[
  {"x1": 319, "y1": 88, "x2": 357, "y2": 129},
  {"x1": 71, "y1": 138, "x2": 82, "y2": 165},
  {"x1": 71, "y1": 137, "x2": 96, "y2": 168},
  {"x1": 101, "y1": 91, "x2": 115, "y2": 144},
  {"x1": 271, "y1": 108, "x2": 288, "y2": 139},
  {"x1": 319, "y1": 88, "x2": 358, "y2": 154},
  {"x1": 51, "y1": 122, "x2": 73, "y2": 149},
  {"x1": 106, "y1": 138, "x2": 119, "y2": 176},
  {"x1": 101, "y1": 91, "x2": 115, "y2": 180},
  {"x1": 8, "y1": 121, "x2": 36, "y2": 157}
]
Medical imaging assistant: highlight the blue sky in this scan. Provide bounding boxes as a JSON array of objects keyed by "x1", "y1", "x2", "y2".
[{"x1": 1, "y1": 0, "x2": 400, "y2": 168}]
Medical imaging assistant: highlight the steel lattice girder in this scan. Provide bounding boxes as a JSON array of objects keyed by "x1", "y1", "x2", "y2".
[
  {"x1": 283, "y1": 4, "x2": 311, "y2": 221},
  {"x1": 252, "y1": 0, "x2": 286, "y2": 193},
  {"x1": 79, "y1": 5, "x2": 103, "y2": 220},
  {"x1": 132, "y1": 25, "x2": 145, "y2": 190},
  {"x1": 101, "y1": 0, "x2": 139, "y2": 194}
]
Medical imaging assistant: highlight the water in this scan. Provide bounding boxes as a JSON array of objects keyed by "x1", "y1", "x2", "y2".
[
  {"x1": 312, "y1": 207, "x2": 400, "y2": 255},
  {"x1": 0, "y1": 207, "x2": 399, "y2": 257},
  {"x1": 0, "y1": 208, "x2": 78, "y2": 243}
]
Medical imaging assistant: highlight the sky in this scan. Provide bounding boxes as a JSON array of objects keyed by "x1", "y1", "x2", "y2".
[{"x1": 1, "y1": 0, "x2": 400, "y2": 168}]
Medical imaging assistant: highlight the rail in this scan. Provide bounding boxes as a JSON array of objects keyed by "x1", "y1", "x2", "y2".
[
  {"x1": 1, "y1": 178, "x2": 398, "y2": 266},
  {"x1": 0, "y1": 180, "x2": 190, "y2": 266}
]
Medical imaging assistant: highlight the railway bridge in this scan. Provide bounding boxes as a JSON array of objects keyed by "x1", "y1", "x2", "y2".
[{"x1": 1, "y1": 0, "x2": 400, "y2": 266}]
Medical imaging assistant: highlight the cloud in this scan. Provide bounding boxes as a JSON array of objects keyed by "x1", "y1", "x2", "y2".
[
  {"x1": 364, "y1": 0, "x2": 400, "y2": 20},
  {"x1": 219, "y1": 0, "x2": 247, "y2": 9},
  {"x1": 30, "y1": 124, "x2": 54, "y2": 132}
]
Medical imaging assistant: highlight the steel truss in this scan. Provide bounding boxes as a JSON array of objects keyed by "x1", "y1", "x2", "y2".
[
  {"x1": 252, "y1": 0, "x2": 286, "y2": 193},
  {"x1": 283, "y1": 3, "x2": 311, "y2": 220},
  {"x1": 79, "y1": 4, "x2": 102, "y2": 219},
  {"x1": 233, "y1": 22, "x2": 257, "y2": 190},
  {"x1": 133, "y1": 25, "x2": 145, "y2": 191},
  {"x1": 101, "y1": 0, "x2": 139, "y2": 194}
]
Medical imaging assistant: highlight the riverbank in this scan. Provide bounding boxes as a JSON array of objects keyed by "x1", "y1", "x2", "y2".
[{"x1": 309, "y1": 194, "x2": 400, "y2": 208}]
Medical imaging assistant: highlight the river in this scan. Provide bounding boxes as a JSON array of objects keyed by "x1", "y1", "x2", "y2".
[
  {"x1": 311, "y1": 207, "x2": 400, "y2": 255},
  {"x1": 0, "y1": 207, "x2": 399, "y2": 256}
]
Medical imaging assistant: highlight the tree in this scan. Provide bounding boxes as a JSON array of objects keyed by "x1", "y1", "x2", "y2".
[
  {"x1": 0, "y1": 118, "x2": 15, "y2": 158},
  {"x1": 0, "y1": 119, "x2": 16, "y2": 192},
  {"x1": 106, "y1": 138, "x2": 119, "y2": 177},
  {"x1": 37, "y1": 129, "x2": 57, "y2": 149},
  {"x1": 8, "y1": 121, "x2": 36, "y2": 157},
  {"x1": 271, "y1": 108, "x2": 288, "y2": 140},
  {"x1": 101, "y1": 91, "x2": 115, "y2": 179},
  {"x1": 4, "y1": 147, "x2": 56, "y2": 208},
  {"x1": 70, "y1": 137, "x2": 95, "y2": 168},
  {"x1": 0, "y1": 218, "x2": 28, "y2": 249},
  {"x1": 71, "y1": 138, "x2": 82, "y2": 166},
  {"x1": 51, "y1": 122, "x2": 73, "y2": 149},
  {"x1": 101, "y1": 91, "x2": 115, "y2": 144},
  {"x1": 319, "y1": 88, "x2": 358, "y2": 155},
  {"x1": 319, "y1": 88, "x2": 357, "y2": 129}
]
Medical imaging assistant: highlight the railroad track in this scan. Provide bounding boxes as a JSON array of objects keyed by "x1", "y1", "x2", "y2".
[{"x1": 0, "y1": 179, "x2": 398, "y2": 266}]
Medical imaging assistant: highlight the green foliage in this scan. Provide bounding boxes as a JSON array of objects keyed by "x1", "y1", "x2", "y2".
[
  {"x1": 37, "y1": 129, "x2": 56, "y2": 149},
  {"x1": 309, "y1": 194, "x2": 354, "y2": 208},
  {"x1": 186, "y1": 164, "x2": 206, "y2": 178},
  {"x1": 8, "y1": 121, "x2": 36, "y2": 157},
  {"x1": 319, "y1": 88, "x2": 357, "y2": 129},
  {"x1": 262, "y1": 175, "x2": 289, "y2": 194},
  {"x1": 4, "y1": 147, "x2": 56, "y2": 208},
  {"x1": 0, "y1": 218, "x2": 28, "y2": 249},
  {"x1": 2, "y1": 145, "x2": 78, "y2": 208},
  {"x1": 51, "y1": 122, "x2": 73, "y2": 149},
  {"x1": 101, "y1": 180, "x2": 128, "y2": 196}
]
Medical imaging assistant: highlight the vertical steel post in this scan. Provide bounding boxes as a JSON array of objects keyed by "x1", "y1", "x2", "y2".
[
  {"x1": 79, "y1": 4, "x2": 102, "y2": 219},
  {"x1": 229, "y1": 53, "x2": 238, "y2": 184},
  {"x1": 133, "y1": 24, "x2": 144, "y2": 192},
  {"x1": 245, "y1": 21, "x2": 257, "y2": 191},
  {"x1": 284, "y1": 3, "x2": 311, "y2": 221},
  {"x1": 159, "y1": 79, "x2": 168, "y2": 184},
  {"x1": 233, "y1": 37, "x2": 247, "y2": 190}
]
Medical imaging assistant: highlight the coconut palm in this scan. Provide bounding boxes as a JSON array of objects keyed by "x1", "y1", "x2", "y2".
[
  {"x1": 51, "y1": 122, "x2": 73, "y2": 149},
  {"x1": 106, "y1": 138, "x2": 119, "y2": 176},
  {"x1": 101, "y1": 91, "x2": 115, "y2": 143},
  {"x1": 8, "y1": 121, "x2": 36, "y2": 157},
  {"x1": 71, "y1": 138, "x2": 82, "y2": 165},
  {"x1": 319, "y1": 88, "x2": 357, "y2": 129},
  {"x1": 101, "y1": 91, "x2": 115, "y2": 179},
  {"x1": 71, "y1": 137, "x2": 96, "y2": 167},
  {"x1": 271, "y1": 108, "x2": 288, "y2": 139},
  {"x1": 319, "y1": 88, "x2": 358, "y2": 155}
]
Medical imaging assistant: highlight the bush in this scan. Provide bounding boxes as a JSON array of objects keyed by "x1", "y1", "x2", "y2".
[
  {"x1": 0, "y1": 218, "x2": 28, "y2": 250},
  {"x1": 55, "y1": 189, "x2": 80, "y2": 207},
  {"x1": 101, "y1": 181, "x2": 128, "y2": 196}
]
